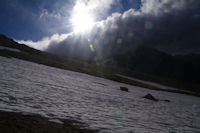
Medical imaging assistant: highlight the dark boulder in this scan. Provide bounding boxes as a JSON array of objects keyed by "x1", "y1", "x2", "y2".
[
  {"x1": 143, "y1": 94, "x2": 159, "y2": 102},
  {"x1": 120, "y1": 87, "x2": 129, "y2": 92},
  {"x1": 162, "y1": 99, "x2": 170, "y2": 102}
]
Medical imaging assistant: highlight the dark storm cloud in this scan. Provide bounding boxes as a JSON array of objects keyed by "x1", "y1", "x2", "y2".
[{"x1": 19, "y1": 0, "x2": 200, "y2": 59}]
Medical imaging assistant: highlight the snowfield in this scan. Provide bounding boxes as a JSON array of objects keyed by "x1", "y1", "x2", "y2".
[
  {"x1": 0, "y1": 56, "x2": 200, "y2": 133},
  {"x1": 0, "y1": 46, "x2": 25, "y2": 53}
]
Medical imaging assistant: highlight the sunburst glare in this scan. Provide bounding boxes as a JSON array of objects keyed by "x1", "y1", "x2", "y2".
[{"x1": 71, "y1": 2, "x2": 95, "y2": 32}]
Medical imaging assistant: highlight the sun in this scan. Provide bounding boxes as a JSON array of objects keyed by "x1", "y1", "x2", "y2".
[
  {"x1": 71, "y1": 12, "x2": 94, "y2": 32},
  {"x1": 71, "y1": 2, "x2": 95, "y2": 32}
]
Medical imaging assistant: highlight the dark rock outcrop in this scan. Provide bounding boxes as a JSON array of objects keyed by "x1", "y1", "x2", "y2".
[
  {"x1": 162, "y1": 99, "x2": 170, "y2": 102},
  {"x1": 120, "y1": 87, "x2": 129, "y2": 92},
  {"x1": 143, "y1": 94, "x2": 171, "y2": 102},
  {"x1": 143, "y1": 94, "x2": 159, "y2": 102}
]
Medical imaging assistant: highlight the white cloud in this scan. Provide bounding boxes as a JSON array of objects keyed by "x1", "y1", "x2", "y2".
[
  {"x1": 40, "y1": 9, "x2": 62, "y2": 20},
  {"x1": 74, "y1": 0, "x2": 115, "y2": 14},
  {"x1": 17, "y1": 33, "x2": 69, "y2": 50},
  {"x1": 141, "y1": 0, "x2": 200, "y2": 15}
]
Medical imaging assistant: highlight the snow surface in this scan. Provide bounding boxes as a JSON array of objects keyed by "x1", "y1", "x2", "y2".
[
  {"x1": 0, "y1": 56, "x2": 200, "y2": 133},
  {"x1": 0, "y1": 46, "x2": 24, "y2": 53}
]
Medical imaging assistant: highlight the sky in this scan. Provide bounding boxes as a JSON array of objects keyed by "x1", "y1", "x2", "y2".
[
  {"x1": 0, "y1": 0, "x2": 200, "y2": 56},
  {"x1": 0, "y1": 0, "x2": 141, "y2": 41}
]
